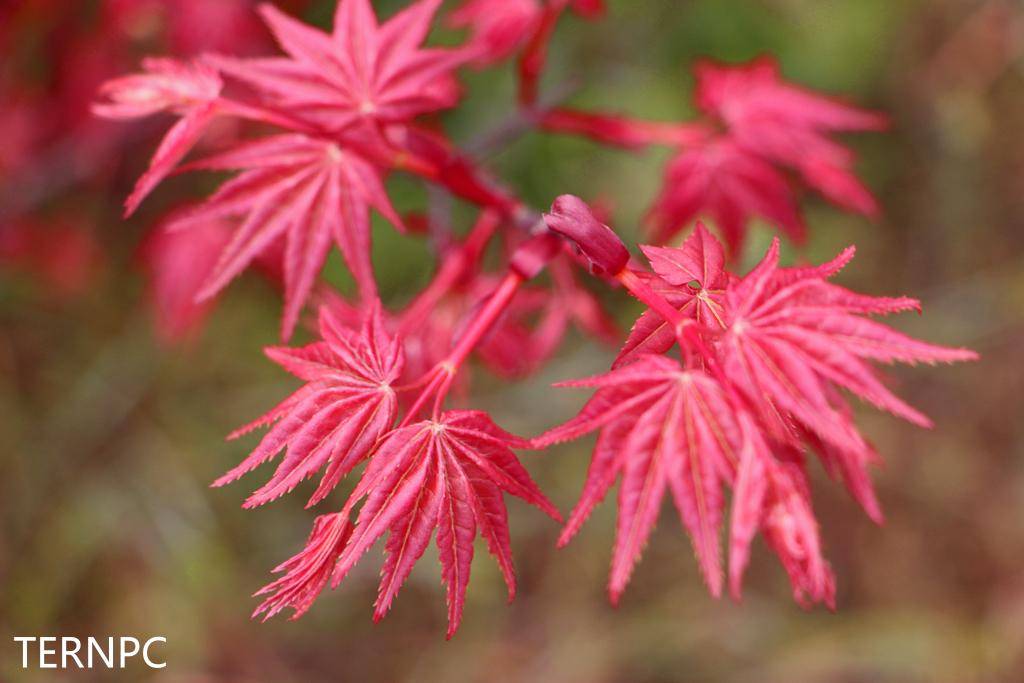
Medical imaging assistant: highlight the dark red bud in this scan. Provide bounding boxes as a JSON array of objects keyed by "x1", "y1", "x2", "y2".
[{"x1": 543, "y1": 195, "x2": 629, "y2": 276}]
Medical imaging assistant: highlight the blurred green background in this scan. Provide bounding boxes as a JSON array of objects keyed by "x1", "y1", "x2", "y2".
[{"x1": 2, "y1": 0, "x2": 1023, "y2": 681}]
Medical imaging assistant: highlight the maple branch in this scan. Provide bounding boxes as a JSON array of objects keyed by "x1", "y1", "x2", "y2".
[
  {"x1": 466, "y1": 78, "x2": 583, "y2": 159},
  {"x1": 615, "y1": 268, "x2": 688, "y2": 331},
  {"x1": 538, "y1": 109, "x2": 712, "y2": 149},
  {"x1": 426, "y1": 185, "x2": 455, "y2": 251},
  {"x1": 399, "y1": 367, "x2": 451, "y2": 427},
  {"x1": 448, "y1": 271, "x2": 525, "y2": 371},
  {"x1": 400, "y1": 224, "x2": 562, "y2": 422},
  {"x1": 517, "y1": 4, "x2": 567, "y2": 106},
  {"x1": 398, "y1": 210, "x2": 502, "y2": 334},
  {"x1": 400, "y1": 271, "x2": 526, "y2": 424}
]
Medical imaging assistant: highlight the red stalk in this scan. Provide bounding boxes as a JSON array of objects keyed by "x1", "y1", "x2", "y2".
[
  {"x1": 402, "y1": 272, "x2": 525, "y2": 423},
  {"x1": 398, "y1": 211, "x2": 501, "y2": 334},
  {"x1": 616, "y1": 267, "x2": 690, "y2": 335},
  {"x1": 517, "y1": 4, "x2": 566, "y2": 106}
]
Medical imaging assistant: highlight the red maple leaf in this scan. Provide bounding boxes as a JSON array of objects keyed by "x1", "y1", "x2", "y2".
[
  {"x1": 728, "y1": 423, "x2": 836, "y2": 607},
  {"x1": 449, "y1": 0, "x2": 542, "y2": 64},
  {"x1": 253, "y1": 511, "x2": 353, "y2": 621},
  {"x1": 331, "y1": 410, "x2": 560, "y2": 638},
  {"x1": 170, "y1": 133, "x2": 401, "y2": 339},
  {"x1": 616, "y1": 222, "x2": 728, "y2": 368},
  {"x1": 648, "y1": 136, "x2": 806, "y2": 253},
  {"x1": 209, "y1": 0, "x2": 467, "y2": 134},
  {"x1": 140, "y1": 213, "x2": 233, "y2": 344},
  {"x1": 534, "y1": 356, "x2": 742, "y2": 601},
  {"x1": 534, "y1": 216, "x2": 977, "y2": 605},
  {"x1": 214, "y1": 303, "x2": 403, "y2": 508},
  {"x1": 93, "y1": 57, "x2": 223, "y2": 216},
  {"x1": 695, "y1": 57, "x2": 887, "y2": 217},
  {"x1": 720, "y1": 238, "x2": 978, "y2": 456}
]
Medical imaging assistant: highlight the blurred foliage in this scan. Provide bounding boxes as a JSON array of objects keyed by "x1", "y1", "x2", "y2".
[{"x1": 2, "y1": 0, "x2": 1024, "y2": 681}]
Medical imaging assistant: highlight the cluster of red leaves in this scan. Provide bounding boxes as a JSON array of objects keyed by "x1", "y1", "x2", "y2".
[
  {"x1": 450, "y1": 0, "x2": 604, "y2": 66},
  {"x1": 537, "y1": 202, "x2": 977, "y2": 605},
  {"x1": 544, "y1": 57, "x2": 886, "y2": 254},
  {"x1": 83, "y1": 0, "x2": 977, "y2": 639},
  {"x1": 0, "y1": 0, "x2": 299, "y2": 307},
  {"x1": 89, "y1": 0, "x2": 886, "y2": 347},
  {"x1": 217, "y1": 304, "x2": 558, "y2": 637}
]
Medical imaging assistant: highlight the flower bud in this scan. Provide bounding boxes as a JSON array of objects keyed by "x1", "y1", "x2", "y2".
[{"x1": 542, "y1": 195, "x2": 629, "y2": 276}]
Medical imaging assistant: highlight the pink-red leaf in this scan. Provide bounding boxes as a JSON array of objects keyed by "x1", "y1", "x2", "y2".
[
  {"x1": 252, "y1": 512, "x2": 352, "y2": 621},
  {"x1": 93, "y1": 58, "x2": 223, "y2": 216},
  {"x1": 331, "y1": 410, "x2": 557, "y2": 636},
  {"x1": 694, "y1": 57, "x2": 886, "y2": 219},
  {"x1": 211, "y1": 0, "x2": 467, "y2": 133},
  {"x1": 214, "y1": 303, "x2": 402, "y2": 508},
  {"x1": 649, "y1": 137, "x2": 806, "y2": 254},
  {"x1": 174, "y1": 134, "x2": 401, "y2": 339},
  {"x1": 536, "y1": 356, "x2": 743, "y2": 602},
  {"x1": 721, "y1": 241, "x2": 977, "y2": 453}
]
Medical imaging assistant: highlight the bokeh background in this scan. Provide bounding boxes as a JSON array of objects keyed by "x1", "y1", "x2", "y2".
[{"x1": 2, "y1": 1, "x2": 1023, "y2": 681}]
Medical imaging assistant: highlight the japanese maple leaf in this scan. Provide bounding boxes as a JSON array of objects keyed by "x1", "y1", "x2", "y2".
[
  {"x1": 93, "y1": 57, "x2": 223, "y2": 216},
  {"x1": 140, "y1": 213, "x2": 233, "y2": 344},
  {"x1": 450, "y1": 0, "x2": 605, "y2": 65},
  {"x1": 534, "y1": 355, "x2": 744, "y2": 602},
  {"x1": 694, "y1": 57, "x2": 887, "y2": 217},
  {"x1": 253, "y1": 511, "x2": 353, "y2": 621},
  {"x1": 532, "y1": 353, "x2": 839, "y2": 607},
  {"x1": 209, "y1": 0, "x2": 468, "y2": 134},
  {"x1": 141, "y1": 210, "x2": 286, "y2": 345},
  {"x1": 214, "y1": 303, "x2": 403, "y2": 508},
  {"x1": 649, "y1": 137, "x2": 806, "y2": 254},
  {"x1": 170, "y1": 133, "x2": 401, "y2": 339},
  {"x1": 331, "y1": 410, "x2": 560, "y2": 638},
  {"x1": 720, "y1": 238, "x2": 978, "y2": 456},
  {"x1": 616, "y1": 222, "x2": 728, "y2": 368},
  {"x1": 728, "y1": 426, "x2": 836, "y2": 607},
  {"x1": 449, "y1": 0, "x2": 541, "y2": 63}
]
